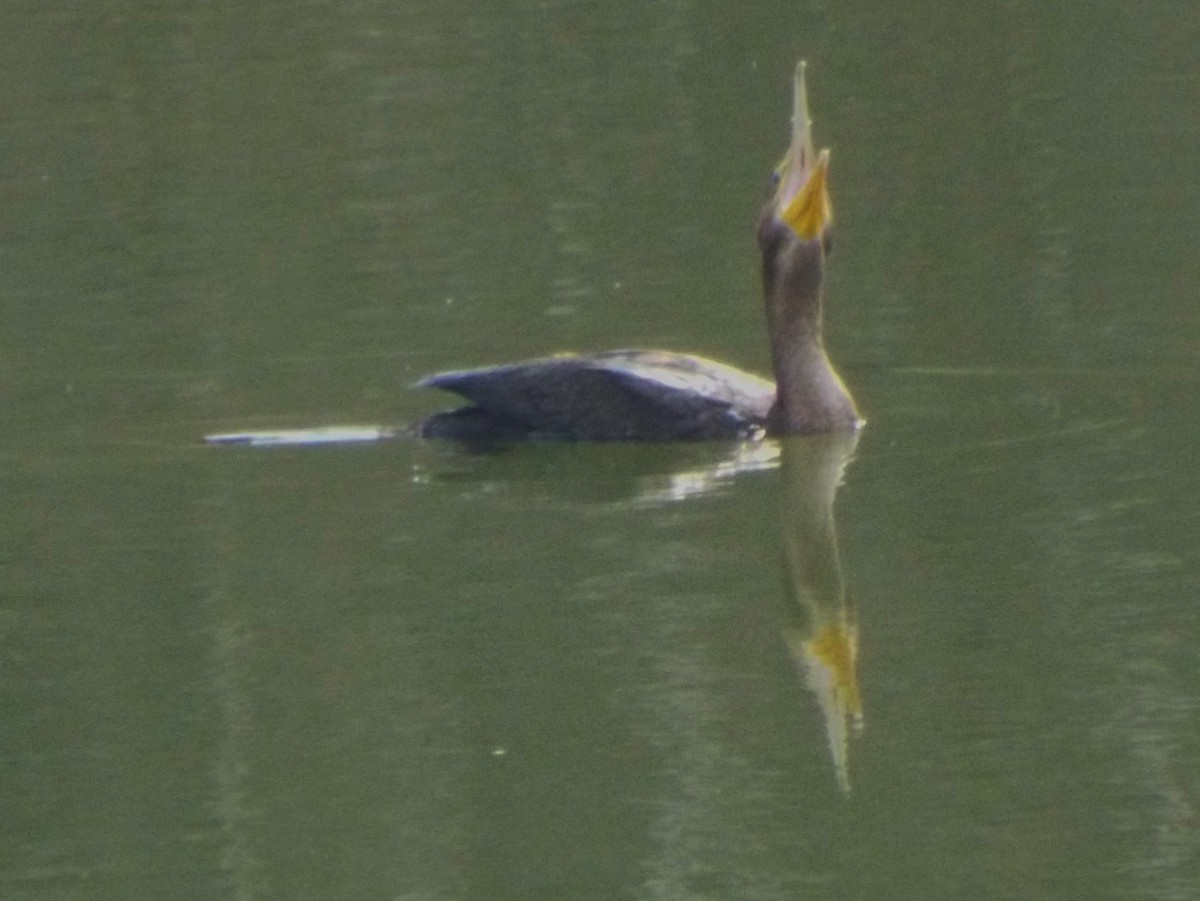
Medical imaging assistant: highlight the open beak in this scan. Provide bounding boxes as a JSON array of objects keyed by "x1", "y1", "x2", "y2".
[{"x1": 775, "y1": 61, "x2": 833, "y2": 241}]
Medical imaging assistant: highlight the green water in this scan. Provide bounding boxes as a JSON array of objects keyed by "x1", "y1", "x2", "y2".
[{"x1": 3, "y1": 2, "x2": 1199, "y2": 899}]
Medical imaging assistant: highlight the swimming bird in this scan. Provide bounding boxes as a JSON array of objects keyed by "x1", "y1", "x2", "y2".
[
  {"x1": 426, "y1": 63, "x2": 860, "y2": 442},
  {"x1": 204, "y1": 66, "x2": 859, "y2": 450}
]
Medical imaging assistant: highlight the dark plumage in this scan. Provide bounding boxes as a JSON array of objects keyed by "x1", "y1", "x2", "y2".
[{"x1": 418, "y1": 351, "x2": 775, "y2": 442}]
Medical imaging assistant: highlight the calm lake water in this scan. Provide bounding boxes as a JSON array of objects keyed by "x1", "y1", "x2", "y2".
[{"x1": 4, "y1": 1, "x2": 1199, "y2": 899}]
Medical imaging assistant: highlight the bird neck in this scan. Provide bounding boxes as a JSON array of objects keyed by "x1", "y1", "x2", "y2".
[{"x1": 764, "y1": 276, "x2": 858, "y2": 435}]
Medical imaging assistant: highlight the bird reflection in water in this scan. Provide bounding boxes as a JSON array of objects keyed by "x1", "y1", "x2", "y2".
[{"x1": 777, "y1": 432, "x2": 863, "y2": 794}]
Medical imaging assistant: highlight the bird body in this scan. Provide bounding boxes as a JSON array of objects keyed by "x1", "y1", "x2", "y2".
[{"x1": 417, "y1": 350, "x2": 774, "y2": 442}]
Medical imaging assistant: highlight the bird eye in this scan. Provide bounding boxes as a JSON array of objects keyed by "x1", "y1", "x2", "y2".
[{"x1": 763, "y1": 168, "x2": 782, "y2": 201}]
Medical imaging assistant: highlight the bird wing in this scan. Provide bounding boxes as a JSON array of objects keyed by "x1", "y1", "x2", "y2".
[{"x1": 418, "y1": 351, "x2": 773, "y2": 440}]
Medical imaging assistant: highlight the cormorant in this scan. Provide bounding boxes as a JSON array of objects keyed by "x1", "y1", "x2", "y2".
[{"x1": 417, "y1": 63, "x2": 859, "y2": 442}]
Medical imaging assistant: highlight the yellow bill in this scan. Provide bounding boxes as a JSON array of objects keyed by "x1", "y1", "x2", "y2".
[{"x1": 775, "y1": 61, "x2": 834, "y2": 240}]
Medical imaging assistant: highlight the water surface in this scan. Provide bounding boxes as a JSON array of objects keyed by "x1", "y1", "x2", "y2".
[{"x1": 3, "y1": 2, "x2": 1199, "y2": 899}]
